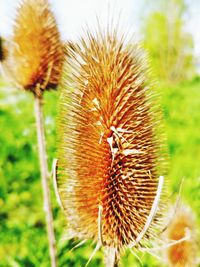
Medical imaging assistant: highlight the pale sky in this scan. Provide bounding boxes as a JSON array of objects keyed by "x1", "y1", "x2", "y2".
[
  {"x1": 0, "y1": 0, "x2": 143, "y2": 39},
  {"x1": 0, "y1": 0, "x2": 199, "y2": 55},
  {"x1": 185, "y1": 1, "x2": 200, "y2": 56}
]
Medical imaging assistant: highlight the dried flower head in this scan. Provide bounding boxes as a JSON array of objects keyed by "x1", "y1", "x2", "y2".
[
  {"x1": 57, "y1": 28, "x2": 167, "y2": 254},
  {"x1": 0, "y1": 37, "x2": 6, "y2": 62},
  {"x1": 164, "y1": 204, "x2": 198, "y2": 267},
  {"x1": 7, "y1": 0, "x2": 63, "y2": 97}
]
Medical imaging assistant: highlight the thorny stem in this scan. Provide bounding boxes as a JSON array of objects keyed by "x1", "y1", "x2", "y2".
[{"x1": 34, "y1": 95, "x2": 57, "y2": 267}]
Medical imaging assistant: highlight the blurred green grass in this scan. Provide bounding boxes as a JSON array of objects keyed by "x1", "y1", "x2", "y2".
[
  {"x1": 161, "y1": 78, "x2": 200, "y2": 224},
  {"x1": 0, "y1": 77, "x2": 199, "y2": 266}
]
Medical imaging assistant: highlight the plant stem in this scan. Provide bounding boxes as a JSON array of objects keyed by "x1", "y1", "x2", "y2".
[
  {"x1": 104, "y1": 247, "x2": 119, "y2": 267},
  {"x1": 34, "y1": 95, "x2": 57, "y2": 267}
]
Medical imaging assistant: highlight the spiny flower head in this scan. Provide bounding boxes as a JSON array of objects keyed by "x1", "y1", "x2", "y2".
[
  {"x1": 165, "y1": 204, "x2": 198, "y2": 267},
  {"x1": 7, "y1": 0, "x2": 63, "y2": 97},
  {"x1": 58, "y1": 27, "x2": 167, "y2": 252}
]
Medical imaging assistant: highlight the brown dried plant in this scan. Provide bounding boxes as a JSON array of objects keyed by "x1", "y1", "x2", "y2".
[
  {"x1": 57, "y1": 27, "x2": 167, "y2": 266},
  {"x1": 164, "y1": 204, "x2": 198, "y2": 267},
  {"x1": 6, "y1": 0, "x2": 63, "y2": 97},
  {"x1": 0, "y1": 37, "x2": 6, "y2": 62},
  {"x1": 2, "y1": 1, "x2": 63, "y2": 266}
]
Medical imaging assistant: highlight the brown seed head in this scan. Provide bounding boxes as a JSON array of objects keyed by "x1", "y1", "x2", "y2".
[
  {"x1": 0, "y1": 37, "x2": 6, "y2": 62},
  {"x1": 58, "y1": 28, "x2": 167, "y2": 252},
  {"x1": 165, "y1": 205, "x2": 198, "y2": 267},
  {"x1": 7, "y1": 0, "x2": 63, "y2": 97}
]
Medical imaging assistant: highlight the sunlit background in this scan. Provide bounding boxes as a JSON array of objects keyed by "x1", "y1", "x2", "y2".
[
  {"x1": 0, "y1": 0, "x2": 200, "y2": 266},
  {"x1": 0, "y1": 0, "x2": 200, "y2": 55}
]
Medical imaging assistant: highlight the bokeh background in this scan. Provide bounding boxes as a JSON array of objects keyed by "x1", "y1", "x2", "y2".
[{"x1": 0, "y1": 0, "x2": 200, "y2": 266}]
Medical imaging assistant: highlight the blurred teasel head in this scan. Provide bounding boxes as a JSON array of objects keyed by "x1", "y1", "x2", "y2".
[
  {"x1": 0, "y1": 36, "x2": 6, "y2": 62},
  {"x1": 57, "y1": 26, "x2": 167, "y2": 261},
  {"x1": 164, "y1": 204, "x2": 198, "y2": 267},
  {"x1": 5, "y1": 0, "x2": 63, "y2": 97}
]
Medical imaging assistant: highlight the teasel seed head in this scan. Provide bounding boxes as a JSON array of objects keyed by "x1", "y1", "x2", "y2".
[
  {"x1": 57, "y1": 27, "x2": 167, "y2": 254},
  {"x1": 6, "y1": 0, "x2": 63, "y2": 97},
  {"x1": 0, "y1": 36, "x2": 6, "y2": 62},
  {"x1": 164, "y1": 204, "x2": 198, "y2": 267}
]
